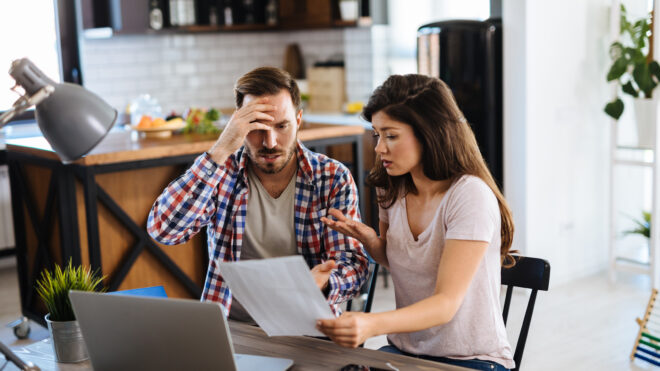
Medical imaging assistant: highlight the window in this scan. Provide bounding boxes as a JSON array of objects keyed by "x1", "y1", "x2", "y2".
[
  {"x1": 387, "y1": 0, "x2": 490, "y2": 75},
  {"x1": 0, "y1": 0, "x2": 80, "y2": 123}
]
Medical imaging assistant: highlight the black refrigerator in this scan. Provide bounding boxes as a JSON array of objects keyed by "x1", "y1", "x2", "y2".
[{"x1": 417, "y1": 19, "x2": 503, "y2": 189}]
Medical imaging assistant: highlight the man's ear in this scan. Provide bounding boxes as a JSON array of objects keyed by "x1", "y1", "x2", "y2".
[{"x1": 296, "y1": 109, "x2": 303, "y2": 129}]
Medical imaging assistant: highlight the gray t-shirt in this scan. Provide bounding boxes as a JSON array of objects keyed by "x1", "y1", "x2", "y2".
[
  {"x1": 242, "y1": 165, "x2": 298, "y2": 260},
  {"x1": 229, "y1": 165, "x2": 298, "y2": 322},
  {"x1": 380, "y1": 175, "x2": 514, "y2": 369}
]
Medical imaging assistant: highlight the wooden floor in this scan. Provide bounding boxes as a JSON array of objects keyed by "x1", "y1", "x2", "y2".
[{"x1": 0, "y1": 257, "x2": 658, "y2": 370}]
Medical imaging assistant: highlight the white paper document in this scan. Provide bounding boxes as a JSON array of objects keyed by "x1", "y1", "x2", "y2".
[{"x1": 218, "y1": 256, "x2": 336, "y2": 336}]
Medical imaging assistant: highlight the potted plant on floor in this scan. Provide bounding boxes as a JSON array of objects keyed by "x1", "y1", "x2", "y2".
[
  {"x1": 35, "y1": 260, "x2": 105, "y2": 363},
  {"x1": 604, "y1": 4, "x2": 660, "y2": 148},
  {"x1": 624, "y1": 211, "x2": 651, "y2": 238},
  {"x1": 623, "y1": 211, "x2": 651, "y2": 259}
]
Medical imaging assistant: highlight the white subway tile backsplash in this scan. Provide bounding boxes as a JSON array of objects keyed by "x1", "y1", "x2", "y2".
[
  {"x1": 171, "y1": 34, "x2": 196, "y2": 47},
  {"x1": 174, "y1": 62, "x2": 197, "y2": 75},
  {"x1": 164, "y1": 48, "x2": 187, "y2": 61},
  {"x1": 134, "y1": 52, "x2": 160, "y2": 64},
  {"x1": 195, "y1": 34, "x2": 216, "y2": 47},
  {"x1": 207, "y1": 48, "x2": 227, "y2": 59},
  {"x1": 186, "y1": 49, "x2": 208, "y2": 60},
  {"x1": 82, "y1": 28, "x2": 373, "y2": 113}
]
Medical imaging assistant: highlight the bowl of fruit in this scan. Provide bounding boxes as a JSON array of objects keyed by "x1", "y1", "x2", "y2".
[{"x1": 132, "y1": 116, "x2": 186, "y2": 138}]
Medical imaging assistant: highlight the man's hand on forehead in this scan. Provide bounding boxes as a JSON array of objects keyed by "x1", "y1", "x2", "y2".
[{"x1": 208, "y1": 97, "x2": 276, "y2": 163}]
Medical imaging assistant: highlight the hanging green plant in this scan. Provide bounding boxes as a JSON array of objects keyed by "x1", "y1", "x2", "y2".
[{"x1": 604, "y1": 4, "x2": 660, "y2": 120}]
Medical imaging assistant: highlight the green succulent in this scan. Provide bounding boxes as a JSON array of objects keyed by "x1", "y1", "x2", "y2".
[{"x1": 35, "y1": 259, "x2": 106, "y2": 321}]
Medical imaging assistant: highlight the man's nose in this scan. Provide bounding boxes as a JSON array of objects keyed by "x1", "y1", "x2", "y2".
[{"x1": 262, "y1": 129, "x2": 277, "y2": 149}]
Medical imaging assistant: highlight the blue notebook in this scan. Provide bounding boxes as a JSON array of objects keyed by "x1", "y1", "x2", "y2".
[{"x1": 107, "y1": 285, "x2": 167, "y2": 298}]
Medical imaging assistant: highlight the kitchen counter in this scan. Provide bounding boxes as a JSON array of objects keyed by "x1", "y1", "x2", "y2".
[
  {"x1": 303, "y1": 112, "x2": 371, "y2": 129},
  {"x1": 6, "y1": 123, "x2": 364, "y2": 165}
]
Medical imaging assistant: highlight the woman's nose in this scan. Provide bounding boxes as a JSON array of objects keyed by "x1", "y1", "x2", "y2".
[{"x1": 374, "y1": 137, "x2": 386, "y2": 154}]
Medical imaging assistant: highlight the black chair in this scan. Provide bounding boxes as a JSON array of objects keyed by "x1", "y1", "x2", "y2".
[
  {"x1": 501, "y1": 256, "x2": 551, "y2": 371},
  {"x1": 346, "y1": 259, "x2": 380, "y2": 313}
]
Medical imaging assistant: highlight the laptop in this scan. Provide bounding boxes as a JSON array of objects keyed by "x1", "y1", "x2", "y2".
[{"x1": 69, "y1": 291, "x2": 293, "y2": 371}]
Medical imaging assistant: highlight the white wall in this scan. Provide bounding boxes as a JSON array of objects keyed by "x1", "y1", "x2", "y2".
[{"x1": 503, "y1": 0, "x2": 612, "y2": 286}]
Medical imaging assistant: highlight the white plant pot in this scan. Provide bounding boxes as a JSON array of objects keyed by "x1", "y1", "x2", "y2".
[
  {"x1": 633, "y1": 98, "x2": 658, "y2": 149},
  {"x1": 340, "y1": 1, "x2": 358, "y2": 21}
]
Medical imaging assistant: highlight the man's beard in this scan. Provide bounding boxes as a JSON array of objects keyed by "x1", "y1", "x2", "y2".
[{"x1": 246, "y1": 144, "x2": 296, "y2": 174}]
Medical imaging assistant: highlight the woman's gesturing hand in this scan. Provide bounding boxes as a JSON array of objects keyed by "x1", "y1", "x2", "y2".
[
  {"x1": 321, "y1": 208, "x2": 381, "y2": 249},
  {"x1": 316, "y1": 312, "x2": 376, "y2": 348}
]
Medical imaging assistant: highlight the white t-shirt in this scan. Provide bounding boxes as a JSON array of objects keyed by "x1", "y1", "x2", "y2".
[{"x1": 379, "y1": 175, "x2": 514, "y2": 369}]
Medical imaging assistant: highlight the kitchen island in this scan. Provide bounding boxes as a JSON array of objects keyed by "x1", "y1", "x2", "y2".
[{"x1": 6, "y1": 123, "x2": 364, "y2": 325}]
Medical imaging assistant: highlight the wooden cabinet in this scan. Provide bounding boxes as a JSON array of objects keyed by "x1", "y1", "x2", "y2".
[{"x1": 278, "y1": 0, "x2": 333, "y2": 29}]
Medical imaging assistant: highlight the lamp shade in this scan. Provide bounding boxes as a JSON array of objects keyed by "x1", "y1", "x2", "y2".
[
  {"x1": 9, "y1": 58, "x2": 117, "y2": 163},
  {"x1": 36, "y1": 83, "x2": 117, "y2": 163}
]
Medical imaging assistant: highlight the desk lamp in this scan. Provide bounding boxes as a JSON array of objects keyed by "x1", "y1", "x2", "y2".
[
  {"x1": 0, "y1": 58, "x2": 117, "y2": 163},
  {"x1": 0, "y1": 58, "x2": 116, "y2": 370}
]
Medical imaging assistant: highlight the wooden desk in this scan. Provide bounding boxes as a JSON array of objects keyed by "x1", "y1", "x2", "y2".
[
  {"x1": 6, "y1": 124, "x2": 365, "y2": 325},
  {"x1": 229, "y1": 322, "x2": 466, "y2": 370},
  {"x1": 3, "y1": 322, "x2": 466, "y2": 370}
]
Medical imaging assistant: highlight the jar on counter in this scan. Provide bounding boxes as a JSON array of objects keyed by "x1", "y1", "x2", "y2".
[{"x1": 128, "y1": 94, "x2": 163, "y2": 125}]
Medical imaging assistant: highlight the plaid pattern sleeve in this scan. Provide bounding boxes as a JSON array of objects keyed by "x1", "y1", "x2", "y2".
[
  {"x1": 322, "y1": 164, "x2": 369, "y2": 306},
  {"x1": 296, "y1": 144, "x2": 369, "y2": 311},
  {"x1": 147, "y1": 152, "x2": 225, "y2": 245}
]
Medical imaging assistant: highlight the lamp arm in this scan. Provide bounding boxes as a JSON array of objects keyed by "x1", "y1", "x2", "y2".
[
  {"x1": 0, "y1": 85, "x2": 55, "y2": 127},
  {"x1": 0, "y1": 340, "x2": 40, "y2": 371}
]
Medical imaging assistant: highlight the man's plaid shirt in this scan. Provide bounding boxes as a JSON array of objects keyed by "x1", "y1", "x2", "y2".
[{"x1": 147, "y1": 141, "x2": 369, "y2": 315}]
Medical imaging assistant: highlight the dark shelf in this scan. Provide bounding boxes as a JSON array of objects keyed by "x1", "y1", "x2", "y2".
[
  {"x1": 138, "y1": 19, "x2": 370, "y2": 36},
  {"x1": 182, "y1": 24, "x2": 280, "y2": 32}
]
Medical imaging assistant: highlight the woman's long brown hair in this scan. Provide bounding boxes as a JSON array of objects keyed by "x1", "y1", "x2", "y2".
[{"x1": 364, "y1": 74, "x2": 516, "y2": 267}]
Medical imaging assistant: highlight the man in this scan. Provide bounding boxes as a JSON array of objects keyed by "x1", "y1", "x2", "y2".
[{"x1": 147, "y1": 67, "x2": 368, "y2": 319}]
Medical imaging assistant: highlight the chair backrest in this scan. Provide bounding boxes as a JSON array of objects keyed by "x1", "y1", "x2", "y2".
[
  {"x1": 346, "y1": 260, "x2": 380, "y2": 313},
  {"x1": 501, "y1": 256, "x2": 550, "y2": 371}
]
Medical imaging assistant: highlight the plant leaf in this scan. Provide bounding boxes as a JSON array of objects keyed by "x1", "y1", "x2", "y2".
[
  {"x1": 609, "y1": 42, "x2": 624, "y2": 60},
  {"x1": 606, "y1": 56, "x2": 629, "y2": 81},
  {"x1": 34, "y1": 258, "x2": 106, "y2": 321},
  {"x1": 622, "y1": 211, "x2": 651, "y2": 239},
  {"x1": 649, "y1": 61, "x2": 660, "y2": 88},
  {"x1": 622, "y1": 81, "x2": 639, "y2": 97},
  {"x1": 633, "y1": 63, "x2": 657, "y2": 97},
  {"x1": 604, "y1": 98, "x2": 624, "y2": 119}
]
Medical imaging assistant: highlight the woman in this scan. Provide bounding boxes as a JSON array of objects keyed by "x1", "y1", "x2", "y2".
[{"x1": 318, "y1": 74, "x2": 516, "y2": 371}]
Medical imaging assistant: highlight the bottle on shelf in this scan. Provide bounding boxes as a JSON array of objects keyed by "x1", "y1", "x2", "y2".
[{"x1": 266, "y1": 0, "x2": 277, "y2": 25}]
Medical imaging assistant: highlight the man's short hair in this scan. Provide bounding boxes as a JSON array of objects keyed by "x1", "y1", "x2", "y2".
[{"x1": 234, "y1": 67, "x2": 301, "y2": 111}]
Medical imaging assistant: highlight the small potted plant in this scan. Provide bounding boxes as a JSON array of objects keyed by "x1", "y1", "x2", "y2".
[
  {"x1": 604, "y1": 5, "x2": 660, "y2": 147},
  {"x1": 624, "y1": 211, "x2": 651, "y2": 239},
  {"x1": 35, "y1": 260, "x2": 105, "y2": 363}
]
